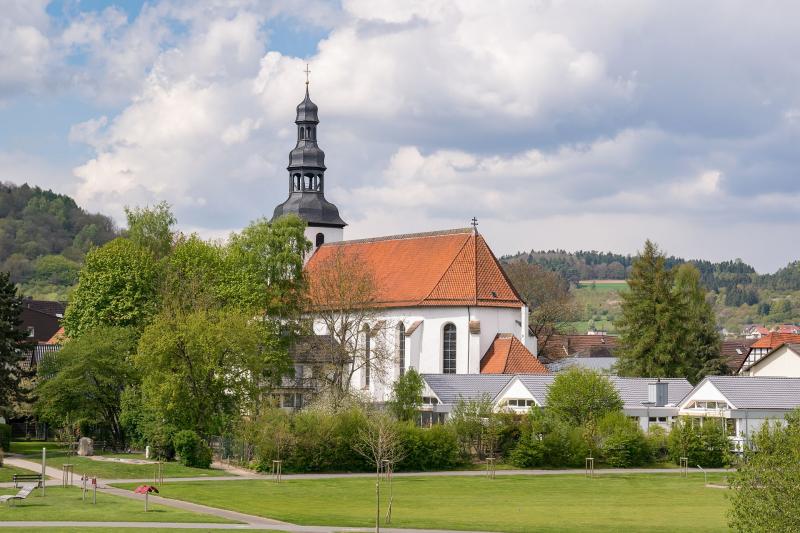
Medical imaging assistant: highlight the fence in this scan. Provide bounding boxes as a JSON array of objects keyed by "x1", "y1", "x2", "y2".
[{"x1": 208, "y1": 435, "x2": 255, "y2": 466}]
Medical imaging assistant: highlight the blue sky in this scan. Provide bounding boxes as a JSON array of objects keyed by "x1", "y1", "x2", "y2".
[{"x1": 2, "y1": 1, "x2": 800, "y2": 272}]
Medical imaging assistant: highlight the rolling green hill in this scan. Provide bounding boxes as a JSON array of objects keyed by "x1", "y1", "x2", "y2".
[{"x1": 0, "y1": 182, "x2": 119, "y2": 300}]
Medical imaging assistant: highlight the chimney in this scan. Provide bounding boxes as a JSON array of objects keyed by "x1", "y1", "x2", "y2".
[{"x1": 648, "y1": 379, "x2": 668, "y2": 407}]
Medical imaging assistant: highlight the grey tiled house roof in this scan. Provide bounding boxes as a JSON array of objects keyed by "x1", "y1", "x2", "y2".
[{"x1": 700, "y1": 376, "x2": 800, "y2": 409}]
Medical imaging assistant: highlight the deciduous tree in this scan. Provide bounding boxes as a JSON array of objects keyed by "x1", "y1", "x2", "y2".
[
  {"x1": 34, "y1": 326, "x2": 138, "y2": 448},
  {"x1": 388, "y1": 368, "x2": 423, "y2": 422}
]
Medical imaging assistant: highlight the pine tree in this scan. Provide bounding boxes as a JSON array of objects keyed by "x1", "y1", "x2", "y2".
[
  {"x1": 0, "y1": 271, "x2": 33, "y2": 411},
  {"x1": 672, "y1": 264, "x2": 724, "y2": 383},
  {"x1": 615, "y1": 240, "x2": 680, "y2": 378},
  {"x1": 615, "y1": 241, "x2": 723, "y2": 383}
]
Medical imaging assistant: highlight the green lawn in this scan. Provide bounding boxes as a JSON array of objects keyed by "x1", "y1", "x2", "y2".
[
  {"x1": 116, "y1": 473, "x2": 731, "y2": 532},
  {"x1": 0, "y1": 465, "x2": 33, "y2": 482},
  {"x1": 10, "y1": 441, "x2": 69, "y2": 455},
  {"x1": 26, "y1": 452, "x2": 233, "y2": 480},
  {"x1": 0, "y1": 486, "x2": 235, "y2": 524}
]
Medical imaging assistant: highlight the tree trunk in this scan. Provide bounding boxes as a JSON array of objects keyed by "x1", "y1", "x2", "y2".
[{"x1": 375, "y1": 469, "x2": 380, "y2": 533}]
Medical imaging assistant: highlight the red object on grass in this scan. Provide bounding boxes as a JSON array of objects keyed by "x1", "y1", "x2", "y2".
[{"x1": 134, "y1": 485, "x2": 159, "y2": 494}]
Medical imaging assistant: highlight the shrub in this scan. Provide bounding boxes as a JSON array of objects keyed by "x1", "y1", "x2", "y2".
[
  {"x1": 668, "y1": 417, "x2": 730, "y2": 468},
  {"x1": 398, "y1": 423, "x2": 461, "y2": 471},
  {"x1": 598, "y1": 412, "x2": 650, "y2": 467},
  {"x1": 0, "y1": 423, "x2": 11, "y2": 453},
  {"x1": 173, "y1": 430, "x2": 212, "y2": 468},
  {"x1": 510, "y1": 408, "x2": 588, "y2": 468},
  {"x1": 646, "y1": 425, "x2": 669, "y2": 463}
]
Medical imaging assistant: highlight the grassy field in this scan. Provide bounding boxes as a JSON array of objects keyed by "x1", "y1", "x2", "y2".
[
  {"x1": 0, "y1": 486, "x2": 235, "y2": 524},
  {"x1": 576, "y1": 280, "x2": 629, "y2": 291},
  {"x1": 0, "y1": 464, "x2": 34, "y2": 482},
  {"x1": 116, "y1": 473, "x2": 731, "y2": 532},
  {"x1": 27, "y1": 452, "x2": 232, "y2": 480},
  {"x1": 9, "y1": 441, "x2": 69, "y2": 455}
]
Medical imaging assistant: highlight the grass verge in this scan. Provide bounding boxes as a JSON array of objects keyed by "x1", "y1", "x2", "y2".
[
  {"x1": 116, "y1": 473, "x2": 730, "y2": 532},
  {"x1": 0, "y1": 486, "x2": 235, "y2": 523}
]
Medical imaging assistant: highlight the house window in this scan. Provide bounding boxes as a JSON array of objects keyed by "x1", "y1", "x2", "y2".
[
  {"x1": 364, "y1": 325, "x2": 371, "y2": 388},
  {"x1": 398, "y1": 322, "x2": 406, "y2": 376},
  {"x1": 506, "y1": 399, "x2": 534, "y2": 407},
  {"x1": 443, "y1": 323, "x2": 456, "y2": 374},
  {"x1": 283, "y1": 393, "x2": 303, "y2": 409},
  {"x1": 422, "y1": 396, "x2": 439, "y2": 405},
  {"x1": 27, "y1": 326, "x2": 35, "y2": 338}
]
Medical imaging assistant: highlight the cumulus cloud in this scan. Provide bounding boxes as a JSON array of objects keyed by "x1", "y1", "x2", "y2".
[{"x1": 3, "y1": 0, "x2": 800, "y2": 271}]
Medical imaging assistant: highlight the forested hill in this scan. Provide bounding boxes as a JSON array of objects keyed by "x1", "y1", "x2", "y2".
[
  {"x1": 0, "y1": 182, "x2": 118, "y2": 300},
  {"x1": 502, "y1": 249, "x2": 762, "y2": 291}
]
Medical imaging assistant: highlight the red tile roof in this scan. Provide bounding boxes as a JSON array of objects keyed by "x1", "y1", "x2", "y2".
[
  {"x1": 749, "y1": 332, "x2": 800, "y2": 349},
  {"x1": 480, "y1": 334, "x2": 549, "y2": 374},
  {"x1": 305, "y1": 229, "x2": 523, "y2": 309}
]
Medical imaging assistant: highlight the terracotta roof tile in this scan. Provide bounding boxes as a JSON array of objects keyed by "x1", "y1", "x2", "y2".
[
  {"x1": 750, "y1": 332, "x2": 800, "y2": 349},
  {"x1": 305, "y1": 229, "x2": 523, "y2": 309},
  {"x1": 480, "y1": 334, "x2": 549, "y2": 374}
]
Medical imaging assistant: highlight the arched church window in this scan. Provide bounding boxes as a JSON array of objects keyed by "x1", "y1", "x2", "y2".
[
  {"x1": 398, "y1": 322, "x2": 406, "y2": 376},
  {"x1": 294, "y1": 174, "x2": 301, "y2": 191},
  {"x1": 306, "y1": 126, "x2": 311, "y2": 139},
  {"x1": 299, "y1": 126, "x2": 304, "y2": 140},
  {"x1": 443, "y1": 323, "x2": 456, "y2": 374},
  {"x1": 315, "y1": 232, "x2": 324, "y2": 247}
]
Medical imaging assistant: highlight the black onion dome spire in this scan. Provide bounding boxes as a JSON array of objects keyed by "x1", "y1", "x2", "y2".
[{"x1": 271, "y1": 83, "x2": 346, "y2": 228}]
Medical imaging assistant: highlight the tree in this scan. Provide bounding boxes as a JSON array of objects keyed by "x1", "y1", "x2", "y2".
[
  {"x1": 135, "y1": 308, "x2": 279, "y2": 436},
  {"x1": 0, "y1": 272, "x2": 33, "y2": 412},
  {"x1": 450, "y1": 395, "x2": 496, "y2": 458},
  {"x1": 672, "y1": 264, "x2": 725, "y2": 382},
  {"x1": 503, "y1": 262, "x2": 578, "y2": 350},
  {"x1": 615, "y1": 240, "x2": 679, "y2": 378},
  {"x1": 307, "y1": 247, "x2": 391, "y2": 404},
  {"x1": 34, "y1": 326, "x2": 138, "y2": 448},
  {"x1": 353, "y1": 412, "x2": 405, "y2": 533},
  {"x1": 729, "y1": 410, "x2": 800, "y2": 532},
  {"x1": 615, "y1": 241, "x2": 723, "y2": 383},
  {"x1": 62, "y1": 238, "x2": 161, "y2": 337},
  {"x1": 388, "y1": 368, "x2": 423, "y2": 422},
  {"x1": 124, "y1": 201, "x2": 176, "y2": 259},
  {"x1": 546, "y1": 368, "x2": 623, "y2": 428}
]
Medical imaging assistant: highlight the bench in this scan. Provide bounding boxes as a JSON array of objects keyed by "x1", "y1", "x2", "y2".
[
  {"x1": 12, "y1": 474, "x2": 42, "y2": 488},
  {"x1": 0, "y1": 484, "x2": 36, "y2": 506}
]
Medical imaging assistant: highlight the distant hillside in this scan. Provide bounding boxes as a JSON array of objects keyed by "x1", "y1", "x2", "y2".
[
  {"x1": 502, "y1": 249, "x2": 800, "y2": 335},
  {"x1": 0, "y1": 182, "x2": 118, "y2": 300}
]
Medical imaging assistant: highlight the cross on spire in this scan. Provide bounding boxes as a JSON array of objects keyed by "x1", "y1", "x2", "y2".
[
  {"x1": 304, "y1": 64, "x2": 311, "y2": 86},
  {"x1": 471, "y1": 217, "x2": 479, "y2": 233}
]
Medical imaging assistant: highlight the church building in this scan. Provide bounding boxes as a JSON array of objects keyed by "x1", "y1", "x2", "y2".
[{"x1": 271, "y1": 84, "x2": 545, "y2": 405}]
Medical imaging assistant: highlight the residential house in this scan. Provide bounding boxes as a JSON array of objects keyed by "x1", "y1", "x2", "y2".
[
  {"x1": 538, "y1": 334, "x2": 618, "y2": 363},
  {"x1": 677, "y1": 376, "x2": 800, "y2": 450},
  {"x1": 738, "y1": 333, "x2": 800, "y2": 373},
  {"x1": 720, "y1": 338, "x2": 756, "y2": 373},
  {"x1": 739, "y1": 343, "x2": 800, "y2": 377},
  {"x1": 421, "y1": 374, "x2": 692, "y2": 432}
]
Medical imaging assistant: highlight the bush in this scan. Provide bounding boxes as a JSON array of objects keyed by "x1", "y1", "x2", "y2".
[
  {"x1": 172, "y1": 430, "x2": 212, "y2": 468},
  {"x1": 646, "y1": 425, "x2": 669, "y2": 463},
  {"x1": 668, "y1": 417, "x2": 730, "y2": 468},
  {"x1": 510, "y1": 408, "x2": 588, "y2": 468},
  {"x1": 0, "y1": 423, "x2": 11, "y2": 453},
  {"x1": 598, "y1": 412, "x2": 650, "y2": 467},
  {"x1": 398, "y1": 423, "x2": 462, "y2": 471}
]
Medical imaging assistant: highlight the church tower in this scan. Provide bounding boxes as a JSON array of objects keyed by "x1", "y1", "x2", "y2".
[{"x1": 271, "y1": 80, "x2": 346, "y2": 248}]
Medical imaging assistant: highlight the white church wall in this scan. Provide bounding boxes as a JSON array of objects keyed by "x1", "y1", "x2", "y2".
[
  {"x1": 305, "y1": 226, "x2": 343, "y2": 255},
  {"x1": 472, "y1": 306, "x2": 530, "y2": 358}
]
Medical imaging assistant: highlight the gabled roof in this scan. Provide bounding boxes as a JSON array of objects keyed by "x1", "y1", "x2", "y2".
[
  {"x1": 688, "y1": 376, "x2": 800, "y2": 410},
  {"x1": 743, "y1": 342, "x2": 800, "y2": 373},
  {"x1": 538, "y1": 334, "x2": 618, "y2": 361},
  {"x1": 750, "y1": 332, "x2": 800, "y2": 349},
  {"x1": 607, "y1": 377, "x2": 693, "y2": 409},
  {"x1": 421, "y1": 374, "x2": 513, "y2": 404},
  {"x1": 305, "y1": 229, "x2": 523, "y2": 309},
  {"x1": 480, "y1": 334, "x2": 549, "y2": 374},
  {"x1": 721, "y1": 338, "x2": 755, "y2": 371}
]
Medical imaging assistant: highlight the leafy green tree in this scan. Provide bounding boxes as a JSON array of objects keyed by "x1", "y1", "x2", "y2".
[
  {"x1": 667, "y1": 417, "x2": 729, "y2": 467},
  {"x1": 729, "y1": 410, "x2": 800, "y2": 532},
  {"x1": 124, "y1": 201, "x2": 176, "y2": 259},
  {"x1": 34, "y1": 326, "x2": 138, "y2": 448},
  {"x1": 546, "y1": 367, "x2": 623, "y2": 428},
  {"x1": 62, "y1": 238, "x2": 161, "y2": 337},
  {"x1": 161, "y1": 234, "x2": 225, "y2": 312},
  {"x1": 135, "y1": 308, "x2": 281, "y2": 436},
  {"x1": 615, "y1": 240, "x2": 681, "y2": 377},
  {"x1": 388, "y1": 368, "x2": 423, "y2": 422},
  {"x1": 222, "y1": 215, "x2": 310, "y2": 316},
  {"x1": 672, "y1": 264, "x2": 724, "y2": 382},
  {"x1": 0, "y1": 272, "x2": 32, "y2": 411}
]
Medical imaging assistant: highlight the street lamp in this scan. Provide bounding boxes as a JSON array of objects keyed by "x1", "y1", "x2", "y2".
[{"x1": 641, "y1": 401, "x2": 656, "y2": 432}]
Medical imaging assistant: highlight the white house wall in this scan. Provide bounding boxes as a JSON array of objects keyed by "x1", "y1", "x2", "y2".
[
  {"x1": 747, "y1": 346, "x2": 800, "y2": 377},
  {"x1": 495, "y1": 378, "x2": 539, "y2": 407},
  {"x1": 679, "y1": 380, "x2": 730, "y2": 407}
]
